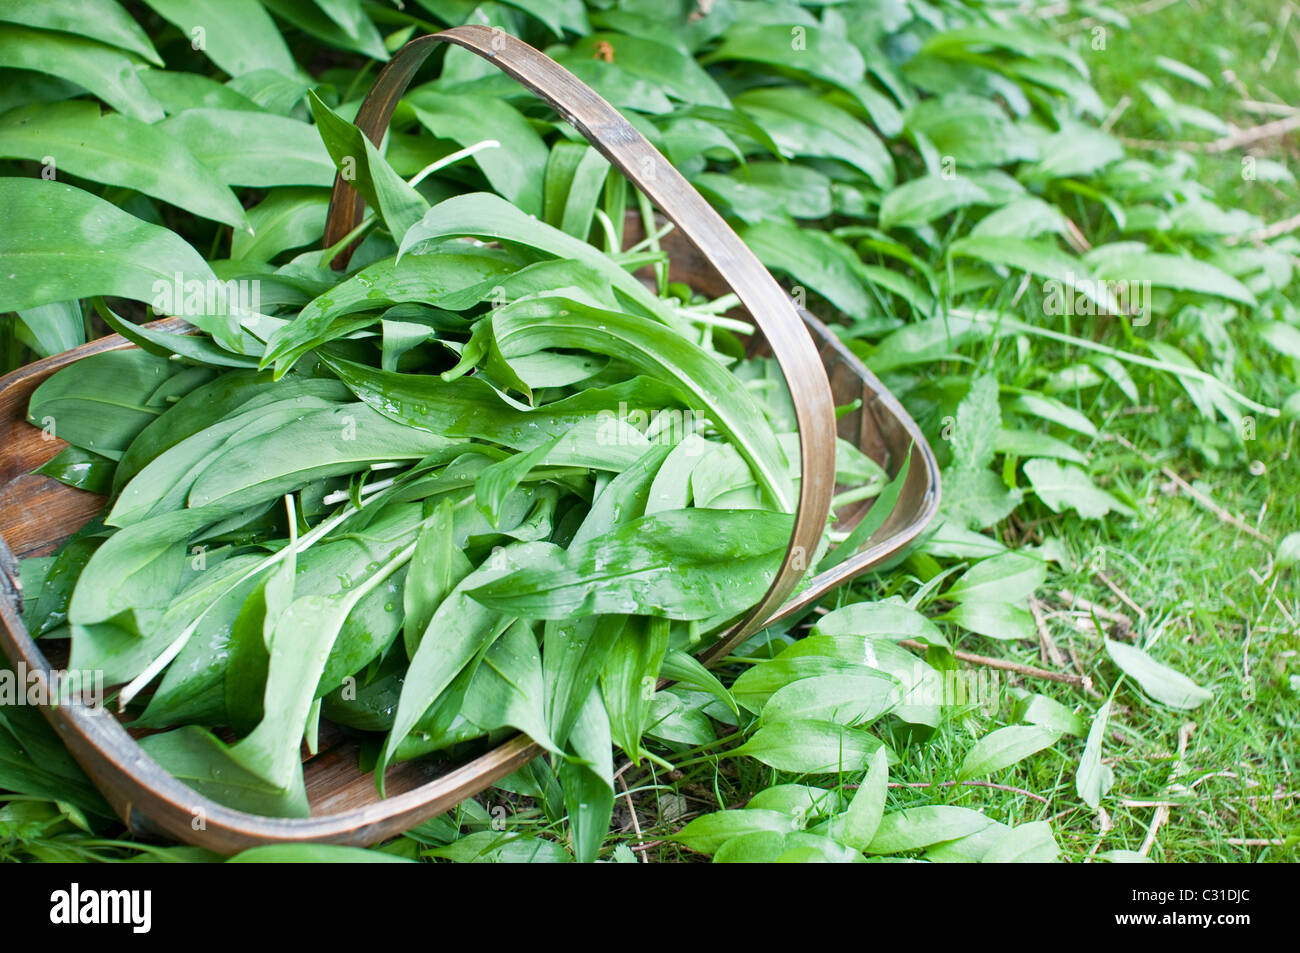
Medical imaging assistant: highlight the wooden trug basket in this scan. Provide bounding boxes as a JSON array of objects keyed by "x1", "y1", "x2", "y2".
[{"x1": 0, "y1": 26, "x2": 939, "y2": 853}]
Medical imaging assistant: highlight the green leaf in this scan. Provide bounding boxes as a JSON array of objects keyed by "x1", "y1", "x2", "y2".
[
  {"x1": 186, "y1": 403, "x2": 455, "y2": 513},
  {"x1": 140, "y1": 0, "x2": 297, "y2": 76},
  {"x1": 262, "y1": 251, "x2": 514, "y2": 373},
  {"x1": 35, "y1": 446, "x2": 114, "y2": 495},
  {"x1": 469, "y1": 508, "x2": 791, "y2": 623},
  {"x1": 308, "y1": 91, "x2": 428, "y2": 242},
  {"x1": 396, "y1": 192, "x2": 684, "y2": 331},
  {"x1": 1015, "y1": 693, "x2": 1087, "y2": 737},
  {"x1": 1076, "y1": 700, "x2": 1115, "y2": 809},
  {"x1": 671, "y1": 809, "x2": 799, "y2": 856},
  {"x1": 939, "y1": 469, "x2": 1023, "y2": 529},
  {"x1": 601, "y1": 615, "x2": 669, "y2": 760},
  {"x1": 947, "y1": 551, "x2": 1046, "y2": 604},
  {"x1": 762, "y1": 674, "x2": 898, "y2": 727},
  {"x1": 160, "y1": 109, "x2": 335, "y2": 187},
  {"x1": 0, "y1": 24, "x2": 163, "y2": 121},
  {"x1": 0, "y1": 103, "x2": 249, "y2": 227},
  {"x1": 1105, "y1": 638, "x2": 1213, "y2": 710},
  {"x1": 558, "y1": 685, "x2": 615, "y2": 865},
  {"x1": 487, "y1": 295, "x2": 793, "y2": 509},
  {"x1": 27, "y1": 349, "x2": 178, "y2": 458},
  {"x1": 0, "y1": 0, "x2": 161, "y2": 65},
  {"x1": 940, "y1": 600, "x2": 1036, "y2": 641},
  {"x1": 0, "y1": 178, "x2": 238, "y2": 348},
  {"x1": 733, "y1": 87, "x2": 894, "y2": 188},
  {"x1": 569, "y1": 34, "x2": 728, "y2": 108},
  {"x1": 980, "y1": 821, "x2": 1060, "y2": 862},
  {"x1": 728, "y1": 719, "x2": 887, "y2": 774},
  {"x1": 377, "y1": 543, "x2": 558, "y2": 787},
  {"x1": 866, "y1": 806, "x2": 991, "y2": 854},
  {"x1": 408, "y1": 92, "x2": 549, "y2": 218},
  {"x1": 813, "y1": 601, "x2": 948, "y2": 649},
  {"x1": 949, "y1": 374, "x2": 1000, "y2": 472},
  {"x1": 403, "y1": 500, "x2": 471, "y2": 658},
  {"x1": 1088, "y1": 251, "x2": 1257, "y2": 306},
  {"x1": 958, "y1": 725, "x2": 1060, "y2": 780},
  {"x1": 232, "y1": 189, "x2": 330, "y2": 263},
  {"x1": 828, "y1": 747, "x2": 888, "y2": 851},
  {"x1": 1024, "y1": 458, "x2": 1135, "y2": 519},
  {"x1": 739, "y1": 221, "x2": 871, "y2": 320},
  {"x1": 13, "y1": 300, "x2": 84, "y2": 357},
  {"x1": 949, "y1": 236, "x2": 1117, "y2": 314},
  {"x1": 879, "y1": 175, "x2": 990, "y2": 230}
]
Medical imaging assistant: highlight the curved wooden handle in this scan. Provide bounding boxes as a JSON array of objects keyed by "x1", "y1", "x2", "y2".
[{"x1": 326, "y1": 25, "x2": 837, "y2": 650}]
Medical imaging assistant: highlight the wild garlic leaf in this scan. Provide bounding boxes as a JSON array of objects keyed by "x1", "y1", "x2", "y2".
[{"x1": 467, "y1": 508, "x2": 793, "y2": 622}]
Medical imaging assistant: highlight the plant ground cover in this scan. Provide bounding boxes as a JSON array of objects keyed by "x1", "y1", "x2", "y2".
[{"x1": 0, "y1": 0, "x2": 1296, "y2": 864}]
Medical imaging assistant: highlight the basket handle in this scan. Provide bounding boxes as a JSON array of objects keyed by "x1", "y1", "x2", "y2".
[{"x1": 325, "y1": 25, "x2": 837, "y2": 652}]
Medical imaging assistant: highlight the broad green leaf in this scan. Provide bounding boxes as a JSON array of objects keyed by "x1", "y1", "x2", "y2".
[
  {"x1": 0, "y1": 102, "x2": 247, "y2": 228},
  {"x1": 946, "y1": 551, "x2": 1046, "y2": 604},
  {"x1": 140, "y1": 0, "x2": 297, "y2": 76},
  {"x1": 813, "y1": 601, "x2": 948, "y2": 649},
  {"x1": 972, "y1": 197, "x2": 1066, "y2": 239},
  {"x1": 949, "y1": 236, "x2": 1118, "y2": 314},
  {"x1": 601, "y1": 615, "x2": 669, "y2": 760},
  {"x1": 462, "y1": 619, "x2": 558, "y2": 752},
  {"x1": 263, "y1": 251, "x2": 515, "y2": 372},
  {"x1": 161, "y1": 109, "x2": 335, "y2": 187},
  {"x1": 13, "y1": 300, "x2": 84, "y2": 358},
  {"x1": 1088, "y1": 251, "x2": 1256, "y2": 306},
  {"x1": 739, "y1": 220, "x2": 870, "y2": 320},
  {"x1": 939, "y1": 469, "x2": 1023, "y2": 530},
  {"x1": 0, "y1": 0, "x2": 161, "y2": 65},
  {"x1": 828, "y1": 747, "x2": 889, "y2": 850},
  {"x1": 1024, "y1": 459, "x2": 1135, "y2": 519},
  {"x1": 728, "y1": 719, "x2": 887, "y2": 774},
  {"x1": 733, "y1": 87, "x2": 894, "y2": 188},
  {"x1": 260, "y1": 0, "x2": 387, "y2": 60},
  {"x1": 958, "y1": 725, "x2": 1060, "y2": 780},
  {"x1": 980, "y1": 821, "x2": 1060, "y2": 862},
  {"x1": 940, "y1": 600, "x2": 1036, "y2": 641},
  {"x1": 232, "y1": 189, "x2": 329, "y2": 263},
  {"x1": 0, "y1": 179, "x2": 237, "y2": 346},
  {"x1": 377, "y1": 543, "x2": 559, "y2": 787},
  {"x1": 469, "y1": 509, "x2": 792, "y2": 622},
  {"x1": 27, "y1": 349, "x2": 178, "y2": 458},
  {"x1": 569, "y1": 34, "x2": 728, "y2": 108},
  {"x1": 309, "y1": 91, "x2": 428, "y2": 241},
  {"x1": 949, "y1": 373, "x2": 1000, "y2": 472},
  {"x1": 1105, "y1": 639, "x2": 1213, "y2": 710},
  {"x1": 671, "y1": 809, "x2": 799, "y2": 856},
  {"x1": 558, "y1": 686, "x2": 614, "y2": 865},
  {"x1": 762, "y1": 674, "x2": 898, "y2": 727},
  {"x1": 408, "y1": 92, "x2": 549, "y2": 218},
  {"x1": 1076, "y1": 700, "x2": 1114, "y2": 809},
  {"x1": 879, "y1": 175, "x2": 990, "y2": 230},
  {"x1": 0, "y1": 25, "x2": 162, "y2": 121},
  {"x1": 1015, "y1": 693, "x2": 1087, "y2": 737},
  {"x1": 746, "y1": 785, "x2": 838, "y2": 821},
  {"x1": 1009, "y1": 394, "x2": 1098, "y2": 439},
  {"x1": 865, "y1": 806, "x2": 991, "y2": 854},
  {"x1": 487, "y1": 295, "x2": 793, "y2": 508},
  {"x1": 396, "y1": 192, "x2": 684, "y2": 331}
]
